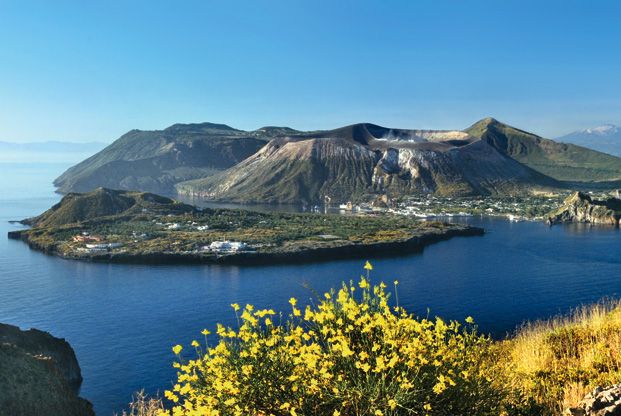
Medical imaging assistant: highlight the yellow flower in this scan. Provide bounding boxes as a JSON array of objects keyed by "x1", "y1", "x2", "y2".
[
  {"x1": 172, "y1": 344, "x2": 183, "y2": 355},
  {"x1": 364, "y1": 261, "x2": 373, "y2": 271},
  {"x1": 359, "y1": 277, "x2": 369, "y2": 289},
  {"x1": 424, "y1": 403, "x2": 432, "y2": 411},
  {"x1": 201, "y1": 329, "x2": 210, "y2": 336},
  {"x1": 289, "y1": 297, "x2": 297, "y2": 306},
  {"x1": 231, "y1": 303, "x2": 240, "y2": 311},
  {"x1": 465, "y1": 316, "x2": 475, "y2": 324},
  {"x1": 394, "y1": 280, "x2": 399, "y2": 286},
  {"x1": 191, "y1": 340, "x2": 199, "y2": 348}
]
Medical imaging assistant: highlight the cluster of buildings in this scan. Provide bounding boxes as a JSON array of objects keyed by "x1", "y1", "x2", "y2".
[
  {"x1": 202, "y1": 241, "x2": 251, "y2": 254},
  {"x1": 72, "y1": 232, "x2": 124, "y2": 254}
]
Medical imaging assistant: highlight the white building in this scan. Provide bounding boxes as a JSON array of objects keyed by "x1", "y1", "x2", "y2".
[
  {"x1": 205, "y1": 241, "x2": 249, "y2": 253},
  {"x1": 85, "y1": 243, "x2": 123, "y2": 250}
]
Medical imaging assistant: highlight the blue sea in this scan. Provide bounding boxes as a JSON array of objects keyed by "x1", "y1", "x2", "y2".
[{"x1": 2, "y1": 160, "x2": 621, "y2": 415}]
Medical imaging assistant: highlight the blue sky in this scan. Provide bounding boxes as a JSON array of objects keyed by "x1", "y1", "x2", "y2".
[{"x1": 1, "y1": 0, "x2": 620, "y2": 142}]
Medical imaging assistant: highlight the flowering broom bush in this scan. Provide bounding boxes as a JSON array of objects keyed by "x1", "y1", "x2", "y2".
[{"x1": 161, "y1": 263, "x2": 504, "y2": 416}]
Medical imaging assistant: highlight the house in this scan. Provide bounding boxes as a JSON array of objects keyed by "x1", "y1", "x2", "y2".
[{"x1": 72, "y1": 234, "x2": 103, "y2": 243}]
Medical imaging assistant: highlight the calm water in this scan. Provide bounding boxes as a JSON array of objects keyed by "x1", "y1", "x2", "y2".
[{"x1": 2, "y1": 162, "x2": 621, "y2": 415}]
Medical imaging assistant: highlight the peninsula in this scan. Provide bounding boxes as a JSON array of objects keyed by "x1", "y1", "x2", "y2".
[{"x1": 7, "y1": 188, "x2": 483, "y2": 265}]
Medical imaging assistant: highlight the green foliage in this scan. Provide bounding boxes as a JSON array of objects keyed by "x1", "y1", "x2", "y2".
[
  {"x1": 162, "y1": 274, "x2": 504, "y2": 416},
  {"x1": 466, "y1": 118, "x2": 621, "y2": 182}
]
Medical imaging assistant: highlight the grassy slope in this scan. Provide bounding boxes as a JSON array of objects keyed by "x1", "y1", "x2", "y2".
[
  {"x1": 466, "y1": 118, "x2": 621, "y2": 182},
  {"x1": 502, "y1": 301, "x2": 621, "y2": 414},
  {"x1": 26, "y1": 188, "x2": 195, "y2": 228},
  {"x1": 0, "y1": 344, "x2": 93, "y2": 416}
]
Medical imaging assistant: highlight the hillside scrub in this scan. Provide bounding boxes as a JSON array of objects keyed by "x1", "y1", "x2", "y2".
[
  {"x1": 151, "y1": 265, "x2": 621, "y2": 415},
  {"x1": 500, "y1": 300, "x2": 621, "y2": 414}
]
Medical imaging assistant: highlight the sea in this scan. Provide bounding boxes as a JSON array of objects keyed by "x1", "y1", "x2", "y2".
[{"x1": 1, "y1": 157, "x2": 621, "y2": 415}]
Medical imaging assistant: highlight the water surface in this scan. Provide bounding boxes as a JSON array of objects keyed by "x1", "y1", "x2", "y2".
[{"x1": 1, "y1": 162, "x2": 620, "y2": 415}]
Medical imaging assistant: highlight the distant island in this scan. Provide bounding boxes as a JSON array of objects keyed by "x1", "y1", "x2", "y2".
[
  {"x1": 7, "y1": 188, "x2": 483, "y2": 265},
  {"x1": 53, "y1": 118, "x2": 621, "y2": 205}
]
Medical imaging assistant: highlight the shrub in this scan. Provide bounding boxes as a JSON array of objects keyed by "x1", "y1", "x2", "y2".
[
  {"x1": 501, "y1": 301, "x2": 621, "y2": 415},
  {"x1": 161, "y1": 263, "x2": 504, "y2": 416}
]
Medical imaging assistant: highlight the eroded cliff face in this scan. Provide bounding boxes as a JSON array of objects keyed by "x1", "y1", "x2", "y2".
[
  {"x1": 547, "y1": 192, "x2": 621, "y2": 226},
  {"x1": 0, "y1": 323, "x2": 94, "y2": 416}
]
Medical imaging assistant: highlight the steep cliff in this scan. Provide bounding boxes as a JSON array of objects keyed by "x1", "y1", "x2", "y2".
[
  {"x1": 0, "y1": 323, "x2": 93, "y2": 416},
  {"x1": 547, "y1": 192, "x2": 621, "y2": 225}
]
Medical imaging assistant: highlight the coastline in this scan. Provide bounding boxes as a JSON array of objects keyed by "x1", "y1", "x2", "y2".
[{"x1": 8, "y1": 224, "x2": 484, "y2": 266}]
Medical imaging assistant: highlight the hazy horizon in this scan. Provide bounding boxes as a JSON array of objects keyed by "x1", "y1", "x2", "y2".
[
  {"x1": 1, "y1": 118, "x2": 620, "y2": 146},
  {"x1": 1, "y1": 0, "x2": 621, "y2": 143}
]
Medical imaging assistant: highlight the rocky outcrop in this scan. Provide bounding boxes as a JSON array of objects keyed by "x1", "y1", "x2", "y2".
[
  {"x1": 0, "y1": 323, "x2": 94, "y2": 416},
  {"x1": 566, "y1": 384, "x2": 621, "y2": 415},
  {"x1": 547, "y1": 192, "x2": 621, "y2": 226}
]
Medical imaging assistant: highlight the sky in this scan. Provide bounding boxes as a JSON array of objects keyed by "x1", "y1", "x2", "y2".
[{"x1": 0, "y1": 0, "x2": 620, "y2": 143}]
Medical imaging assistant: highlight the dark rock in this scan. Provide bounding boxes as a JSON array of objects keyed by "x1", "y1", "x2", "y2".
[{"x1": 0, "y1": 323, "x2": 94, "y2": 416}]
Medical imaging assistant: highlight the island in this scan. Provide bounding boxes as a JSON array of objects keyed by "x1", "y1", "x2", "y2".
[{"x1": 7, "y1": 188, "x2": 483, "y2": 265}]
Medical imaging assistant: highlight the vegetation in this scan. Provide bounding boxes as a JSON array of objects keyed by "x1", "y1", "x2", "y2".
[
  {"x1": 161, "y1": 266, "x2": 501, "y2": 416},
  {"x1": 13, "y1": 188, "x2": 478, "y2": 263},
  {"x1": 56, "y1": 118, "x2": 621, "y2": 204},
  {"x1": 148, "y1": 264, "x2": 621, "y2": 416},
  {"x1": 466, "y1": 117, "x2": 621, "y2": 183},
  {"x1": 501, "y1": 300, "x2": 621, "y2": 414}
]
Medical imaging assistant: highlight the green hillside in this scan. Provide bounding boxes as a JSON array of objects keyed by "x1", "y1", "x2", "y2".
[
  {"x1": 25, "y1": 188, "x2": 195, "y2": 227},
  {"x1": 466, "y1": 118, "x2": 621, "y2": 182}
]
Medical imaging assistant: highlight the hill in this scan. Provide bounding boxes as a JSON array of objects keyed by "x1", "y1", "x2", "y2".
[
  {"x1": 177, "y1": 122, "x2": 559, "y2": 204},
  {"x1": 56, "y1": 118, "x2": 621, "y2": 204},
  {"x1": 24, "y1": 187, "x2": 195, "y2": 227},
  {"x1": 557, "y1": 124, "x2": 621, "y2": 156},
  {"x1": 466, "y1": 118, "x2": 621, "y2": 183},
  {"x1": 53, "y1": 123, "x2": 278, "y2": 195}
]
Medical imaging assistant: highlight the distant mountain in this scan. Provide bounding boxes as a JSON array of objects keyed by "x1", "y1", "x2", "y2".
[
  {"x1": 25, "y1": 187, "x2": 195, "y2": 227},
  {"x1": 178, "y1": 122, "x2": 558, "y2": 204},
  {"x1": 53, "y1": 123, "x2": 285, "y2": 195},
  {"x1": 56, "y1": 118, "x2": 621, "y2": 204},
  {"x1": 557, "y1": 124, "x2": 621, "y2": 156},
  {"x1": 466, "y1": 118, "x2": 621, "y2": 182}
]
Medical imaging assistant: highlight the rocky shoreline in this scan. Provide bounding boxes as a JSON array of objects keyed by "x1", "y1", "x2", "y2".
[
  {"x1": 0, "y1": 323, "x2": 93, "y2": 416},
  {"x1": 8, "y1": 224, "x2": 483, "y2": 266},
  {"x1": 547, "y1": 191, "x2": 621, "y2": 226}
]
